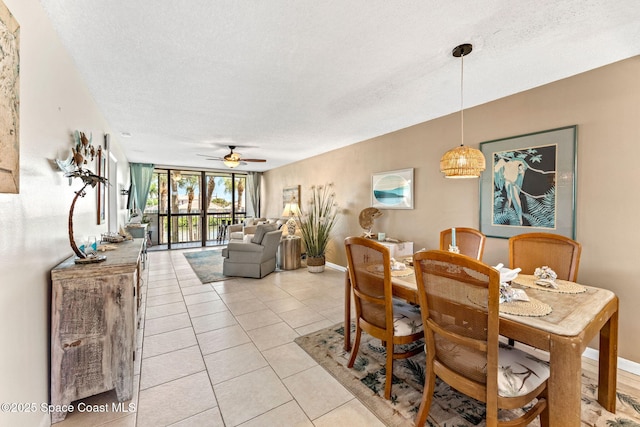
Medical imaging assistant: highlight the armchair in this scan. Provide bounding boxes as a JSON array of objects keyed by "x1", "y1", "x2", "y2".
[
  {"x1": 227, "y1": 217, "x2": 266, "y2": 242},
  {"x1": 228, "y1": 218, "x2": 284, "y2": 243},
  {"x1": 222, "y1": 225, "x2": 283, "y2": 278}
]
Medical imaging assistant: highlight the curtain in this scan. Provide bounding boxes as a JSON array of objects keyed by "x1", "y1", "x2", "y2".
[
  {"x1": 247, "y1": 172, "x2": 261, "y2": 217},
  {"x1": 129, "y1": 163, "x2": 155, "y2": 212}
]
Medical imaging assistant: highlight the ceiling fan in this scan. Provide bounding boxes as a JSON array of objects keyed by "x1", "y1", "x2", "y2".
[{"x1": 198, "y1": 145, "x2": 267, "y2": 168}]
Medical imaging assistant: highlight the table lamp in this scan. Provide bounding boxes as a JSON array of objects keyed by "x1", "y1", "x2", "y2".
[{"x1": 281, "y1": 203, "x2": 301, "y2": 238}]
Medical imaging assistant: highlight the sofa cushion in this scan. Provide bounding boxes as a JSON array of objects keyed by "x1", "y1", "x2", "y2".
[{"x1": 251, "y1": 223, "x2": 278, "y2": 244}]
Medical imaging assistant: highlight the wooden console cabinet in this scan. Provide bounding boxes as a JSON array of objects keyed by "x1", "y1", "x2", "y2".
[{"x1": 50, "y1": 239, "x2": 143, "y2": 423}]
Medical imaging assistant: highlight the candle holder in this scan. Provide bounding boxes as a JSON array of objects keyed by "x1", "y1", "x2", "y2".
[{"x1": 448, "y1": 244, "x2": 460, "y2": 254}]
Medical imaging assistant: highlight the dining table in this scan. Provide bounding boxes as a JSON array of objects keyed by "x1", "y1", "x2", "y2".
[{"x1": 343, "y1": 268, "x2": 619, "y2": 426}]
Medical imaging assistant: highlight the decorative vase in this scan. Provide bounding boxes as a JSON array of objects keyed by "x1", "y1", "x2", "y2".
[{"x1": 306, "y1": 255, "x2": 326, "y2": 273}]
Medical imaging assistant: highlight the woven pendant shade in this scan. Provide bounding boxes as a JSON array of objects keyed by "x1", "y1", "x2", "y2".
[
  {"x1": 440, "y1": 145, "x2": 486, "y2": 178},
  {"x1": 439, "y1": 43, "x2": 486, "y2": 179}
]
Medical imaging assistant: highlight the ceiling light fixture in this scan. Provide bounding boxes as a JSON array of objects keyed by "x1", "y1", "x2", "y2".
[
  {"x1": 223, "y1": 151, "x2": 241, "y2": 168},
  {"x1": 223, "y1": 159, "x2": 240, "y2": 168},
  {"x1": 439, "y1": 43, "x2": 486, "y2": 179}
]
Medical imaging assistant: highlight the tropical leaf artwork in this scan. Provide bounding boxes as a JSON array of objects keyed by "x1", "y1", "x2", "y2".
[{"x1": 492, "y1": 145, "x2": 557, "y2": 228}]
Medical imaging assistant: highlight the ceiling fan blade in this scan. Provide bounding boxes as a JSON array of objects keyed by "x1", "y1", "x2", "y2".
[
  {"x1": 240, "y1": 158, "x2": 267, "y2": 162},
  {"x1": 197, "y1": 154, "x2": 223, "y2": 159}
]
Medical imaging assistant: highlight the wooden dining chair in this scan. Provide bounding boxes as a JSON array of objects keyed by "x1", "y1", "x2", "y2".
[
  {"x1": 509, "y1": 232, "x2": 581, "y2": 281},
  {"x1": 344, "y1": 236, "x2": 424, "y2": 399},
  {"x1": 440, "y1": 227, "x2": 486, "y2": 261},
  {"x1": 413, "y1": 250, "x2": 550, "y2": 427}
]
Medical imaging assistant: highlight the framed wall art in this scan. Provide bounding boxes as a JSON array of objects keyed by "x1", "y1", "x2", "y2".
[
  {"x1": 96, "y1": 144, "x2": 106, "y2": 224},
  {"x1": 282, "y1": 185, "x2": 300, "y2": 209},
  {"x1": 371, "y1": 168, "x2": 414, "y2": 209},
  {"x1": 0, "y1": 1, "x2": 19, "y2": 194},
  {"x1": 479, "y1": 125, "x2": 577, "y2": 239}
]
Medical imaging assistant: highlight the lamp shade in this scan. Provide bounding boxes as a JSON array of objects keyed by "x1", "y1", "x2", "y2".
[
  {"x1": 439, "y1": 145, "x2": 486, "y2": 178},
  {"x1": 282, "y1": 202, "x2": 301, "y2": 218}
]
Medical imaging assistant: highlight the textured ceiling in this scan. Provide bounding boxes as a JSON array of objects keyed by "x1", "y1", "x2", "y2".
[{"x1": 39, "y1": 0, "x2": 640, "y2": 172}]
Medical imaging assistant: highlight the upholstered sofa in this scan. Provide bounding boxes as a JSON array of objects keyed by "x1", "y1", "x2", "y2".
[
  {"x1": 228, "y1": 217, "x2": 283, "y2": 242},
  {"x1": 222, "y1": 224, "x2": 283, "y2": 278}
]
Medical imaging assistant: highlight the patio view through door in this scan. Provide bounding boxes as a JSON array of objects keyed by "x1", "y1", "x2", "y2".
[{"x1": 143, "y1": 169, "x2": 247, "y2": 249}]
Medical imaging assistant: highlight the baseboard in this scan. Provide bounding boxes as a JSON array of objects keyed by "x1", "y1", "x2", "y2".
[
  {"x1": 583, "y1": 347, "x2": 640, "y2": 376},
  {"x1": 328, "y1": 262, "x2": 640, "y2": 376},
  {"x1": 326, "y1": 261, "x2": 346, "y2": 272}
]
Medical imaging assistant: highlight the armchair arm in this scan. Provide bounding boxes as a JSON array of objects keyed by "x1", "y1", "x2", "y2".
[
  {"x1": 226, "y1": 241, "x2": 264, "y2": 254},
  {"x1": 228, "y1": 224, "x2": 243, "y2": 233}
]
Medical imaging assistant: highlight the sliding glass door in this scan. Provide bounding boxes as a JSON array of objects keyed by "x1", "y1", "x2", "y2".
[{"x1": 144, "y1": 168, "x2": 247, "y2": 249}]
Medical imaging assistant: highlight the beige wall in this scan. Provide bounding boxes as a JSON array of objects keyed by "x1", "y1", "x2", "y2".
[
  {"x1": 264, "y1": 56, "x2": 640, "y2": 363},
  {"x1": 0, "y1": 1, "x2": 130, "y2": 426}
]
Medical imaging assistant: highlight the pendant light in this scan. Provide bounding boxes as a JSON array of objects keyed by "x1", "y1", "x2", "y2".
[{"x1": 439, "y1": 43, "x2": 486, "y2": 178}]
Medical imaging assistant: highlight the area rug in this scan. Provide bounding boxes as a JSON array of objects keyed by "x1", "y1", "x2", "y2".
[
  {"x1": 295, "y1": 322, "x2": 640, "y2": 426},
  {"x1": 183, "y1": 249, "x2": 232, "y2": 284}
]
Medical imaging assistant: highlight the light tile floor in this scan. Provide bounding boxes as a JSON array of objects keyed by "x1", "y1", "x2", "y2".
[{"x1": 55, "y1": 248, "x2": 640, "y2": 427}]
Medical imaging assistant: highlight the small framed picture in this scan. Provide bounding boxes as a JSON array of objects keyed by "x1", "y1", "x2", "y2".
[
  {"x1": 282, "y1": 185, "x2": 301, "y2": 209},
  {"x1": 371, "y1": 168, "x2": 414, "y2": 209}
]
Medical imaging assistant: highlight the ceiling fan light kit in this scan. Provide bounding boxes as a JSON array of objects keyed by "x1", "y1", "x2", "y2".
[
  {"x1": 223, "y1": 159, "x2": 240, "y2": 168},
  {"x1": 440, "y1": 43, "x2": 486, "y2": 179},
  {"x1": 200, "y1": 145, "x2": 266, "y2": 169}
]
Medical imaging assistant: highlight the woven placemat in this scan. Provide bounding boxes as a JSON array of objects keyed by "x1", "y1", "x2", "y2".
[
  {"x1": 467, "y1": 288, "x2": 553, "y2": 317},
  {"x1": 512, "y1": 274, "x2": 586, "y2": 294},
  {"x1": 365, "y1": 264, "x2": 414, "y2": 277}
]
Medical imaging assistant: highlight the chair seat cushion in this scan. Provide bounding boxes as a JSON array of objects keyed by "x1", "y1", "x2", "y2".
[
  {"x1": 497, "y1": 344, "x2": 549, "y2": 397},
  {"x1": 434, "y1": 339, "x2": 549, "y2": 398},
  {"x1": 392, "y1": 299, "x2": 423, "y2": 336}
]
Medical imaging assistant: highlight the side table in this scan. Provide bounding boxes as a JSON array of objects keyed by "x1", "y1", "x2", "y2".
[{"x1": 278, "y1": 236, "x2": 301, "y2": 270}]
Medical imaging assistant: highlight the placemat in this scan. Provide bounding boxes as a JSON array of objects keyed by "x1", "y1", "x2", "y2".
[
  {"x1": 365, "y1": 264, "x2": 414, "y2": 277},
  {"x1": 512, "y1": 274, "x2": 586, "y2": 294},
  {"x1": 467, "y1": 288, "x2": 553, "y2": 317}
]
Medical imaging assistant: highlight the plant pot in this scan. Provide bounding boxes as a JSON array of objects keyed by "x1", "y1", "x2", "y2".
[{"x1": 306, "y1": 255, "x2": 325, "y2": 273}]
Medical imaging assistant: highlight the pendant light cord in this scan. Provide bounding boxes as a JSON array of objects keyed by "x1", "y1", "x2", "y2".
[{"x1": 460, "y1": 52, "x2": 465, "y2": 147}]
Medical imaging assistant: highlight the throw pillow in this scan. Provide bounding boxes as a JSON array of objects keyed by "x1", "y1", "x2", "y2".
[{"x1": 251, "y1": 223, "x2": 278, "y2": 244}]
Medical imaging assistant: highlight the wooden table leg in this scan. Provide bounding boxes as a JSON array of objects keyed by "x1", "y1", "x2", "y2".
[
  {"x1": 548, "y1": 335, "x2": 583, "y2": 426},
  {"x1": 344, "y1": 271, "x2": 351, "y2": 352},
  {"x1": 598, "y1": 306, "x2": 618, "y2": 412}
]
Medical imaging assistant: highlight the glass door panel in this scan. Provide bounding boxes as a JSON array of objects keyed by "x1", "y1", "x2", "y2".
[{"x1": 169, "y1": 170, "x2": 201, "y2": 247}]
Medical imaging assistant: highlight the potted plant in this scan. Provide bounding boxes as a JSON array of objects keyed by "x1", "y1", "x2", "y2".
[{"x1": 296, "y1": 183, "x2": 339, "y2": 273}]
